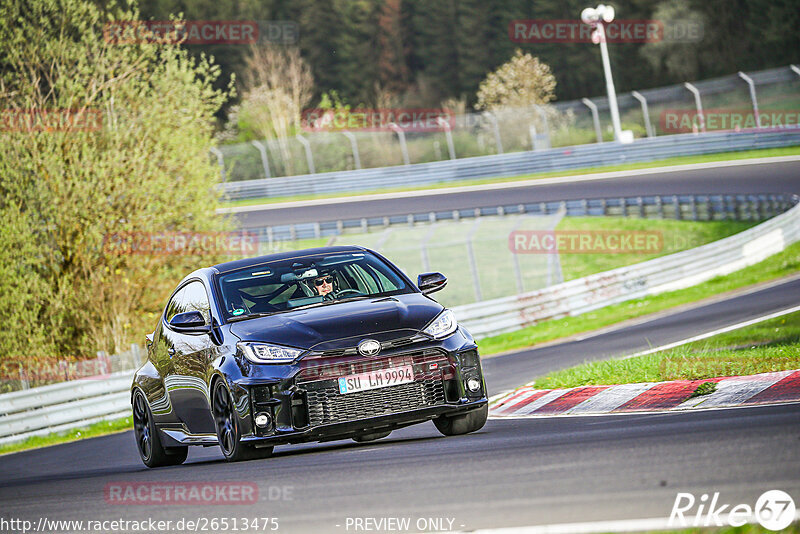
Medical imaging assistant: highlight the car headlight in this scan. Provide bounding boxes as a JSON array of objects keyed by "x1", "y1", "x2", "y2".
[
  {"x1": 423, "y1": 309, "x2": 458, "y2": 339},
  {"x1": 240, "y1": 342, "x2": 303, "y2": 364}
]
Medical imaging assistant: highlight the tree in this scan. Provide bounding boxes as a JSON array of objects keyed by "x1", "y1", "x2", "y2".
[
  {"x1": 474, "y1": 50, "x2": 556, "y2": 110},
  {"x1": 640, "y1": 0, "x2": 711, "y2": 81},
  {"x1": 227, "y1": 44, "x2": 314, "y2": 175},
  {"x1": 0, "y1": 0, "x2": 232, "y2": 360}
]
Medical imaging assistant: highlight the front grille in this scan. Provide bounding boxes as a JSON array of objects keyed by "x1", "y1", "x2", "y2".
[{"x1": 297, "y1": 350, "x2": 449, "y2": 427}]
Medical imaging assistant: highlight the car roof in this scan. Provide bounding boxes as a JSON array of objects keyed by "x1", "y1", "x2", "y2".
[{"x1": 211, "y1": 245, "x2": 369, "y2": 274}]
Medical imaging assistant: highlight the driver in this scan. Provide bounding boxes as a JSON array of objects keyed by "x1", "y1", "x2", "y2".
[{"x1": 312, "y1": 272, "x2": 334, "y2": 297}]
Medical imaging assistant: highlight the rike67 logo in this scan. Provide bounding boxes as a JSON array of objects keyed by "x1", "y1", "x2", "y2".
[{"x1": 669, "y1": 490, "x2": 796, "y2": 531}]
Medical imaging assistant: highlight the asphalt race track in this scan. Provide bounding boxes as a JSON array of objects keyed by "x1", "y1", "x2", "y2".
[
  {"x1": 3, "y1": 158, "x2": 800, "y2": 532},
  {"x1": 2, "y1": 277, "x2": 799, "y2": 532},
  {"x1": 232, "y1": 159, "x2": 800, "y2": 228}
]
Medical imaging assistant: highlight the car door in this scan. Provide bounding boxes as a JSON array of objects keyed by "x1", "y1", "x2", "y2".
[
  {"x1": 165, "y1": 280, "x2": 217, "y2": 434},
  {"x1": 146, "y1": 285, "x2": 188, "y2": 426}
]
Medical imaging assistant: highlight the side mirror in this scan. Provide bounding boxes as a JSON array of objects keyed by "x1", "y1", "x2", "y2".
[
  {"x1": 417, "y1": 272, "x2": 447, "y2": 295},
  {"x1": 169, "y1": 310, "x2": 210, "y2": 334}
]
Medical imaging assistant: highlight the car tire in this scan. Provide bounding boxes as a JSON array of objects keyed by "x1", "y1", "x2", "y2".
[
  {"x1": 352, "y1": 430, "x2": 392, "y2": 443},
  {"x1": 212, "y1": 381, "x2": 274, "y2": 462},
  {"x1": 133, "y1": 390, "x2": 188, "y2": 468},
  {"x1": 433, "y1": 404, "x2": 488, "y2": 436}
]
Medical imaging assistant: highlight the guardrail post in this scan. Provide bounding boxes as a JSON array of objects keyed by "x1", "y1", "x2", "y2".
[
  {"x1": 483, "y1": 111, "x2": 503, "y2": 154},
  {"x1": 437, "y1": 117, "x2": 456, "y2": 160},
  {"x1": 510, "y1": 218, "x2": 526, "y2": 294},
  {"x1": 19, "y1": 365, "x2": 28, "y2": 390},
  {"x1": 466, "y1": 220, "x2": 483, "y2": 302},
  {"x1": 631, "y1": 91, "x2": 655, "y2": 138},
  {"x1": 690, "y1": 196, "x2": 698, "y2": 221},
  {"x1": 295, "y1": 134, "x2": 315, "y2": 174},
  {"x1": 388, "y1": 123, "x2": 410, "y2": 165},
  {"x1": 738, "y1": 71, "x2": 762, "y2": 128},
  {"x1": 209, "y1": 147, "x2": 226, "y2": 181},
  {"x1": 656, "y1": 196, "x2": 663, "y2": 218},
  {"x1": 581, "y1": 98, "x2": 603, "y2": 143},
  {"x1": 342, "y1": 131, "x2": 361, "y2": 170},
  {"x1": 250, "y1": 140, "x2": 272, "y2": 179},
  {"x1": 673, "y1": 195, "x2": 682, "y2": 220},
  {"x1": 683, "y1": 82, "x2": 705, "y2": 133}
]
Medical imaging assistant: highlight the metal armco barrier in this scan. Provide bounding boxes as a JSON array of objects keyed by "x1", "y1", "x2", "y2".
[
  {"x1": 221, "y1": 129, "x2": 800, "y2": 201},
  {"x1": 251, "y1": 193, "x2": 795, "y2": 242},
  {"x1": 0, "y1": 370, "x2": 134, "y2": 445},
  {"x1": 453, "y1": 197, "x2": 800, "y2": 338}
]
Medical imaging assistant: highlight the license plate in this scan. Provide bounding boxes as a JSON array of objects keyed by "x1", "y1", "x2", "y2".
[{"x1": 338, "y1": 365, "x2": 414, "y2": 394}]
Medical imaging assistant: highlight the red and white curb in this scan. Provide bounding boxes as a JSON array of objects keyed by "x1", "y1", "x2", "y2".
[{"x1": 490, "y1": 369, "x2": 800, "y2": 418}]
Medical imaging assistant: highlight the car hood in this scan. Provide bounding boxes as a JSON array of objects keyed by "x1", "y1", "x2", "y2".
[{"x1": 227, "y1": 293, "x2": 442, "y2": 351}]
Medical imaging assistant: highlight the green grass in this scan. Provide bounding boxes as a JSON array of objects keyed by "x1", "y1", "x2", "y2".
[
  {"x1": 478, "y1": 240, "x2": 800, "y2": 356},
  {"x1": 221, "y1": 145, "x2": 800, "y2": 208},
  {"x1": 556, "y1": 217, "x2": 755, "y2": 281},
  {"x1": 531, "y1": 310, "x2": 800, "y2": 389},
  {"x1": 0, "y1": 416, "x2": 132, "y2": 455}
]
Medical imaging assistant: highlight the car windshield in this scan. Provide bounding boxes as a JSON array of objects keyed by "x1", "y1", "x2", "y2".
[{"x1": 216, "y1": 251, "x2": 412, "y2": 320}]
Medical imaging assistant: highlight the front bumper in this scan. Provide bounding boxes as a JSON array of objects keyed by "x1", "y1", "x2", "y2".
[{"x1": 233, "y1": 329, "x2": 487, "y2": 445}]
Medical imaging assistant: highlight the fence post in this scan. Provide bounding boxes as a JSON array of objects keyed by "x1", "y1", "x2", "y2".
[
  {"x1": 388, "y1": 123, "x2": 410, "y2": 165},
  {"x1": 209, "y1": 147, "x2": 226, "y2": 181},
  {"x1": 737, "y1": 71, "x2": 762, "y2": 128},
  {"x1": 631, "y1": 91, "x2": 655, "y2": 138},
  {"x1": 250, "y1": 140, "x2": 272, "y2": 179},
  {"x1": 466, "y1": 219, "x2": 483, "y2": 302},
  {"x1": 483, "y1": 111, "x2": 503, "y2": 154},
  {"x1": 342, "y1": 131, "x2": 361, "y2": 170},
  {"x1": 437, "y1": 117, "x2": 456, "y2": 160},
  {"x1": 295, "y1": 134, "x2": 315, "y2": 174},
  {"x1": 581, "y1": 98, "x2": 603, "y2": 143},
  {"x1": 683, "y1": 82, "x2": 705, "y2": 132}
]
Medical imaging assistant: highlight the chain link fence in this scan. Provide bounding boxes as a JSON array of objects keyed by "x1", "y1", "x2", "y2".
[
  {"x1": 216, "y1": 65, "x2": 800, "y2": 182},
  {"x1": 326, "y1": 213, "x2": 565, "y2": 309}
]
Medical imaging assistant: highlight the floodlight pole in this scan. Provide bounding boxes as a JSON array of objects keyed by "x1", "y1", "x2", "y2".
[
  {"x1": 583, "y1": 4, "x2": 624, "y2": 142},
  {"x1": 595, "y1": 23, "x2": 623, "y2": 142}
]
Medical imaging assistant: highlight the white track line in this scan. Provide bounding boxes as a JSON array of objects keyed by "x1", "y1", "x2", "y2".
[
  {"x1": 219, "y1": 155, "x2": 800, "y2": 213},
  {"x1": 622, "y1": 304, "x2": 800, "y2": 360}
]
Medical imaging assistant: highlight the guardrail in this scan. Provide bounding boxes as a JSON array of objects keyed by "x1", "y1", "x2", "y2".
[
  {"x1": 0, "y1": 370, "x2": 134, "y2": 445},
  {"x1": 221, "y1": 129, "x2": 800, "y2": 201},
  {"x1": 247, "y1": 193, "x2": 794, "y2": 242},
  {"x1": 1, "y1": 194, "x2": 797, "y2": 444},
  {"x1": 453, "y1": 196, "x2": 800, "y2": 338}
]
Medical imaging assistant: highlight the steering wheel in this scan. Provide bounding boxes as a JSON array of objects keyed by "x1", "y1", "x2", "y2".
[{"x1": 324, "y1": 289, "x2": 366, "y2": 300}]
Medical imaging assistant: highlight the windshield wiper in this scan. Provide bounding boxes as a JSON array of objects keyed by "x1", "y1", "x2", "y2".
[
  {"x1": 227, "y1": 311, "x2": 281, "y2": 322},
  {"x1": 290, "y1": 295, "x2": 372, "y2": 311}
]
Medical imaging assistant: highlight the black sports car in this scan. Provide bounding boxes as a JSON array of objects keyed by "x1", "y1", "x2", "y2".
[{"x1": 131, "y1": 246, "x2": 488, "y2": 466}]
